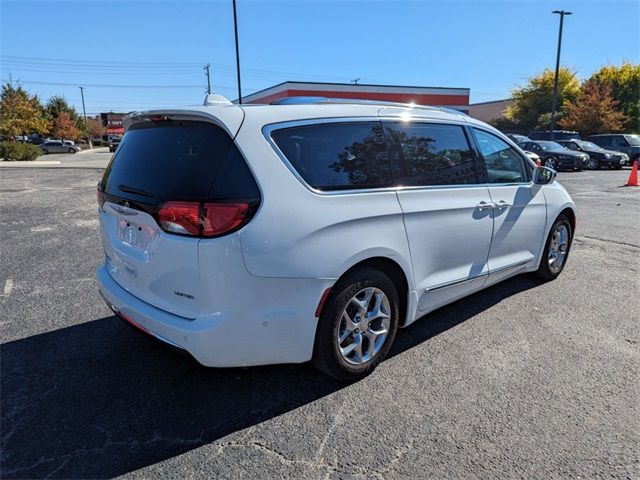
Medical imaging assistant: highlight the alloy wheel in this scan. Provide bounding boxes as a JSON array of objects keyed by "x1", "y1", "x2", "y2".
[
  {"x1": 548, "y1": 224, "x2": 569, "y2": 273},
  {"x1": 337, "y1": 287, "x2": 390, "y2": 365},
  {"x1": 588, "y1": 158, "x2": 598, "y2": 170},
  {"x1": 545, "y1": 157, "x2": 557, "y2": 169}
]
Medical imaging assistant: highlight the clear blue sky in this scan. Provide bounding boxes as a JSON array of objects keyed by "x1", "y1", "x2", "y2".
[{"x1": 1, "y1": 0, "x2": 638, "y2": 116}]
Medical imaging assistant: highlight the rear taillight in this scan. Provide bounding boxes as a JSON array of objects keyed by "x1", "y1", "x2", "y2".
[{"x1": 156, "y1": 201, "x2": 251, "y2": 237}]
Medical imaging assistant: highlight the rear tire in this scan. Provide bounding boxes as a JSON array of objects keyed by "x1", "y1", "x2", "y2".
[
  {"x1": 68, "y1": 148, "x2": 75, "y2": 154},
  {"x1": 535, "y1": 214, "x2": 572, "y2": 281},
  {"x1": 312, "y1": 267, "x2": 399, "y2": 381}
]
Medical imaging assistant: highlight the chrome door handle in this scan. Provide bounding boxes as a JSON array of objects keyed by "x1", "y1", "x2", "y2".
[
  {"x1": 495, "y1": 201, "x2": 511, "y2": 209},
  {"x1": 476, "y1": 201, "x2": 495, "y2": 211}
]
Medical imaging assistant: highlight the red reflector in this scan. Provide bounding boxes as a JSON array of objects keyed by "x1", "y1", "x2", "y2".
[
  {"x1": 315, "y1": 288, "x2": 332, "y2": 317},
  {"x1": 118, "y1": 312, "x2": 150, "y2": 335},
  {"x1": 156, "y1": 201, "x2": 250, "y2": 237},
  {"x1": 202, "y1": 202, "x2": 249, "y2": 236}
]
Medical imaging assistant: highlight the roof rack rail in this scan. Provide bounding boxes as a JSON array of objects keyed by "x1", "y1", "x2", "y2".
[{"x1": 270, "y1": 96, "x2": 468, "y2": 116}]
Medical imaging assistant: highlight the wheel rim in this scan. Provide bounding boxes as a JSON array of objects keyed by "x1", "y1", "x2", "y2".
[
  {"x1": 337, "y1": 287, "x2": 390, "y2": 365},
  {"x1": 588, "y1": 159, "x2": 598, "y2": 169},
  {"x1": 545, "y1": 158, "x2": 556, "y2": 169},
  {"x1": 548, "y1": 224, "x2": 569, "y2": 273}
]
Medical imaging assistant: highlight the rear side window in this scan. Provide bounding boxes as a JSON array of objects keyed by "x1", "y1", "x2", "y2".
[
  {"x1": 101, "y1": 120, "x2": 258, "y2": 203},
  {"x1": 270, "y1": 122, "x2": 392, "y2": 191},
  {"x1": 383, "y1": 122, "x2": 477, "y2": 186}
]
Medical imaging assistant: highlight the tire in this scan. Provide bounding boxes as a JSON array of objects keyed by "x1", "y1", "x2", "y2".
[
  {"x1": 545, "y1": 157, "x2": 557, "y2": 170},
  {"x1": 587, "y1": 158, "x2": 599, "y2": 170},
  {"x1": 535, "y1": 214, "x2": 572, "y2": 281},
  {"x1": 312, "y1": 267, "x2": 399, "y2": 381},
  {"x1": 42, "y1": 149, "x2": 48, "y2": 155},
  {"x1": 68, "y1": 148, "x2": 75, "y2": 154}
]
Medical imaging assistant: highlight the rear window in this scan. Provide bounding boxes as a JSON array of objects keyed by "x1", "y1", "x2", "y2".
[
  {"x1": 383, "y1": 122, "x2": 477, "y2": 186},
  {"x1": 101, "y1": 120, "x2": 258, "y2": 203},
  {"x1": 270, "y1": 122, "x2": 392, "y2": 191}
]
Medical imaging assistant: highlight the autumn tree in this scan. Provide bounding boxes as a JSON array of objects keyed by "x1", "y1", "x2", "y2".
[
  {"x1": 51, "y1": 111, "x2": 81, "y2": 141},
  {"x1": 558, "y1": 80, "x2": 627, "y2": 137},
  {"x1": 503, "y1": 67, "x2": 581, "y2": 132},
  {"x1": 45, "y1": 95, "x2": 86, "y2": 137},
  {"x1": 0, "y1": 82, "x2": 49, "y2": 138},
  {"x1": 588, "y1": 62, "x2": 640, "y2": 132},
  {"x1": 86, "y1": 116, "x2": 105, "y2": 139}
]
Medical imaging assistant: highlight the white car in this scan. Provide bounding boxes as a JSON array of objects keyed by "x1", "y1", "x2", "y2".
[{"x1": 97, "y1": 95, "x2": 575, "y2": 380}]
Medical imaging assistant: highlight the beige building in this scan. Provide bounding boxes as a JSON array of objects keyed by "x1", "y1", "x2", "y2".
[{"x1": 469, "y1": 98, "x2": 513, "y2": 123}]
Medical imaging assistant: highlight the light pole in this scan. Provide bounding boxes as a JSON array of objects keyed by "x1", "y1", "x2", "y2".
[
  {"x1": 78, "y1": 86, "x2": 92, "y2": 149},
  {"x1": 550, "y1": 10, "x2": 572, "y2": 140},
  {"x1": 232, "y1": 0, "x2": 242, "y2": 104}
]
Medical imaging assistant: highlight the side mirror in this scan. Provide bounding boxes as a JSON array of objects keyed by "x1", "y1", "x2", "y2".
[{"x1": 534, "y1": 166, "x2": 556, "y2": 185}]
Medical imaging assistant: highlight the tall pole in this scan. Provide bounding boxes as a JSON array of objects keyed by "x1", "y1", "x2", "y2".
[
  {"x1": 550, "y1": 10, "x2": 572, "y2": 140},
  {"x1": 79, "y1": 86, "x2": 92, "y2": 149},
  {"x1": 204, "y1": 63, "x2": 211, "y2": 94},
  {"x1": 232, "y1": 0, "x2": 242, "y2": 104}
]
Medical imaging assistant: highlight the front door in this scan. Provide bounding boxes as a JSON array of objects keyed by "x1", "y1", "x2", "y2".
[
  {"x1": 383, "y1": 120, "x2": 494, "y2": 313},
  {"x1": 472, "y1": 128, "x2": 547, "y2": 284}
]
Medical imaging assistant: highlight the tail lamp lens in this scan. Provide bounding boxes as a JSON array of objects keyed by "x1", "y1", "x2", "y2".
[{"x1": 157, "y1": 201, "x2": 250, "y2": 237}]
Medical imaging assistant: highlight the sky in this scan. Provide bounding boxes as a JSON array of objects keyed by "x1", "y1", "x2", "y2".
[{"x1": 1, "y1": 0, "x2": 638, "y2": 117}]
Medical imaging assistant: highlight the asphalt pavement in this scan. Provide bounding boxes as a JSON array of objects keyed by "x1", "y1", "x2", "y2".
[{"x1": 1, "y1": 162, "x2": 638, "y2": 479}]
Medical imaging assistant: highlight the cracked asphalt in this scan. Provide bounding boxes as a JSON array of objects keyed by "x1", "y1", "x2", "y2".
[{"x1": 1, "y1": 164, "x2": 639, "y2": 479}]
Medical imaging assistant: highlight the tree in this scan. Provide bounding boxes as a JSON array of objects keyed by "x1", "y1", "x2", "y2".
[
  {"x1": 558, "y1": 80, "x2": 627, "y2": 137},
  {"x1": 86, "y1": 117, "x2": 105, "y2": 139},
  {"x1": 44, "y1": 95, "x2": 86, "y2": 137},
  {"x1": 503, "y1": 68, "x2": 581, "y2": 132},
  {"x1": 588, "y1": 62, "x2": 640, "y2": 132},
  {"x1": 51, "y1": 111, "x2": 81, "y2": 141},
  {"x1": 0, "y1": 82, "x2": 49, "y2": 138}
]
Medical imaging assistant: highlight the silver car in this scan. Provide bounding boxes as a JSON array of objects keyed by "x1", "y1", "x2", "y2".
[{"x1": 40, "y1": 141, "x2": 81, "y2": 154}]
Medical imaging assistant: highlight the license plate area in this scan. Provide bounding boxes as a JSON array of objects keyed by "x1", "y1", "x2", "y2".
[{"x1": 117, "y1": 218, "x2": 156, "y2": 250}]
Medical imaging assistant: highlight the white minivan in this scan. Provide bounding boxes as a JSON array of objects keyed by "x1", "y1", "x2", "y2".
[{"x1": 97, "y1": 95, "x2": 575, "y2": 380}]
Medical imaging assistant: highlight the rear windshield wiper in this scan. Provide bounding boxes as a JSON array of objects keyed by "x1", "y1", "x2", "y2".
[{"x1": 118, "y1": 184, "x2": 155, "y2": 198}]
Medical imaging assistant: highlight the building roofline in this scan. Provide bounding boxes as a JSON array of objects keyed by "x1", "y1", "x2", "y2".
[{"x1": 469, "y1": 98, "x2": 512, "y2": 106}]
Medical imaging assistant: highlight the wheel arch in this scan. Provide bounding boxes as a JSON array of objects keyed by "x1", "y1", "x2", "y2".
[{"x1": 335, "y1": 256, "x2": 411, "y2": 327}]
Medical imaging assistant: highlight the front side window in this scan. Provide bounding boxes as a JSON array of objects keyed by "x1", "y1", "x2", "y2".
[
  {"x1": 473, "y1": 129, "x2": 528, "y2": 184},
  {"x1": 612, "y1": 136, "x2": 629, "y2": 147},
  {"x1": 270, "y1": 122, "x2": 392, "y2": 191},
  {"x1": 383, "y1": 122, "x2": 477, "y2": 186}
]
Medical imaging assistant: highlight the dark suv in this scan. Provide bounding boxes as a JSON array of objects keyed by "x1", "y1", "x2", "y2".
[
  {"x1": 586, "y1": 134, "x2": 640, "y2": 163},
  {"x1": 557, "y1": 140, "x2": 627, "y2": 169},
  {"x1": 528, "y1": 130, "x2": 580, "y2": 141}
]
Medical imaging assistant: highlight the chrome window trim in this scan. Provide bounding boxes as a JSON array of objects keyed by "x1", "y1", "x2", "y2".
[{"x1": 262, "y1": 117, "x2": 494, "y2": 196}]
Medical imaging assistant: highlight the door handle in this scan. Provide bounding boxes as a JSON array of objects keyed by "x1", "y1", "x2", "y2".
[
  {"x1": 495, "y1": 201, "x2": 511, "y2": 210},
  {"x1": 476, "y1": 201, "x2": 495, "y2": 212}
]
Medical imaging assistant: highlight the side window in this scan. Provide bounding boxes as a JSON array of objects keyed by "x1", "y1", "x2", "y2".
[
  {"x1": 270, "y1": 122, "x2": 392, "y2": 191},
  {"x1": 565, "y1": 142, "x2": 578, "y2": 151},
  {"x1": 597, "y1": 136, "x2": 611, "y2": 146},
  {"x1": 383, "y1": 122, "x2": 477, "y2": 186},
  {"x1": 612, "y1": 136, "x2": 628, "y2": 147},
  {"x1": 473, "y1": 129, "x2": 528, "y2": 184}
]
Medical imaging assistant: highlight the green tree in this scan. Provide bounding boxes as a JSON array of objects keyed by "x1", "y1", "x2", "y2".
[
  {"x1": 588, "y1": 62, "x2": 640, "y2": 132},
  {"x1": 0, "y1": 82, "x2": 49, "y2": 138},
  {"x1": 558, "y1": 80, "x2": 627, "y2": 137},
  {"x1": 504, "y1": 68, "x2": 581, "y2": 132},
  {"x1": 44, "y1": 95, "x2": 86, "y2": 137}
]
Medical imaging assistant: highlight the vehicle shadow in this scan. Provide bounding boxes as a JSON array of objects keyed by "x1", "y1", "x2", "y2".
[{"x1": 1, "y1": 274, "x2": 541, "y2": 479}]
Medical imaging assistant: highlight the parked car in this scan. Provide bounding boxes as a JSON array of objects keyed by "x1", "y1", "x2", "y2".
[
  {"x1": 586, "y1": 134, "x2": 640, "y2": 163},
  {"x1": 15, "y1": 135, "x2": 30, "y2": 143},
  {"x1": 520, "y1": 140, "x2": 588, "y2": 171},
  {"x1": 109, "y1": 136, "x2": 122, "y2": 153},
  {"x1": 528, "y1": 130, "x2": 580, "y2": 141},
  {"x1": 96, "y1": 96, "x2": 576, "y2": 380},
  {"x1": 523, "y1": 150, "x2": 541, "y2": 164},
  {"x1": 506, "y1": 134, "x2": 530, "y2": 145},
  {"x1": 557, "y1": 139, "x2": 627, "y2": 169},
  {"x1": 40, "y1": 140, "x2": 81, "y2": 154}
]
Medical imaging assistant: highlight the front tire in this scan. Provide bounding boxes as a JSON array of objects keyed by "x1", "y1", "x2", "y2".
[
  {"x1": 68, "y1": 148, "x2": 76, "y2": 154},
  {"x1": 312, "y1": 267, "x2": 399, "y2": 381},
  {"x1": 535, "y1": 215, "x2": 572, "y2": 281}
]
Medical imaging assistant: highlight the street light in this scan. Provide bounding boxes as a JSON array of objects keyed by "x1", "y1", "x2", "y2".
[{"x1": 550, "y1": 10, "x2": 572, "y2": 140}]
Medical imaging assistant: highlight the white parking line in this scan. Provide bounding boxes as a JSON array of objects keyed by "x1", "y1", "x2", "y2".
[{"x1": 2, "y1": 279, "x2": 14, "y2": 297}]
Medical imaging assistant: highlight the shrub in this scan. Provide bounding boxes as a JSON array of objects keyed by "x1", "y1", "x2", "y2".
[{"x1": 0, "y1": 142, "x2": 42, "y2": 161}]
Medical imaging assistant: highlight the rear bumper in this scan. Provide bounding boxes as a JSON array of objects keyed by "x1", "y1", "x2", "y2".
[{"x1": 97, "y1": 264, "x2": 329, "y2": 367}]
